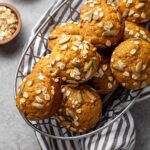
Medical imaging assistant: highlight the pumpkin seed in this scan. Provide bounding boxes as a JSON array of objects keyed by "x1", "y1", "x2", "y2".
[
  {"x1": 84, "y1": 60, "x2": 93, "y2": 72},
  {"x1": 77, "y1": 91, "x2": 83, "y2": 103},
  {"x1": 135, "y1": 61, "x2": 143, "y2": 73},
  {"x1": 128, "y1": 10, "x2": 135, "y2": 16},
  {"x1": 95, "y1": 44, "x2": 106, "y2": 49},
  {"x1": 92, "y1": 59, "x2": 97, "y2": 70},
  {"x1": 103, "y1": 30, "x2": 118, "y2": 37},
  {"x1": 58, "y1": 116, "x2": 64, "y2": 121},
  {"x1": 117, "y1": 12, "x2": 122, "y2": 22},
  {"x1": 66, "y1": 84, "x2": 79, "y2": 88},
  {"x1": 85, "y1": 90, "x2": 96, "y2": 101},
  {"x1": 85, "y1": 67, "x2": 93, "y2": 79},
  {"x1": 112, "y1": 64, "x2": 124, "y2": 71},
  {"x1": 135, "y1": 3, "x2": 145, "y2": 9},
  {"x1": 65, "y1": 109, "x2": 74, "y2": 119},
  {"x1": 48, "y1": 35, "x2": 57, "y2": 40},
  {"x1": 65, "y1": 115, "x2": 74, "y2": 122},
  {"x1": 66, "y1": 80, "x2": 79, "y2": 85}
]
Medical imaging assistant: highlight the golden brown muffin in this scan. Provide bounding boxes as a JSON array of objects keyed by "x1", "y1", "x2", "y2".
[
  {"x1": 32, "y1": 54, "x2": 51, "y2": 77},
  {"x1": 16, "y1": 73, "x2": 62, "y2": 120},
  {"x1": 117, "y1": 0, "x2": 150, "y2": 23},
  {"x1": 90, "y1": 55, "x2": 118, "y2": 94},
  {"x1": 111, "y1": 38, "x2": 150, "y2": 89},
  {"x1": 49, "y1": 34, "x2": 101, "y2": 84},
  {"x1": 124, "y1": 21, "x2": 150, "y2": 42},
  {"x1": 48, "y1": 21, "x2": 80, "y2": 50},
  {"x1": 57, "y1": 85, "x2": 102, "y2": 133},
  {"x1": 80, "y1": 1, "x2": 124, "y2": 50}
]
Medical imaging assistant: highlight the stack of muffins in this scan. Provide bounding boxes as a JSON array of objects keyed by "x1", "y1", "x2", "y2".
[{"x1": 16, "y1": 0, "x2": 150, "y2": 133}]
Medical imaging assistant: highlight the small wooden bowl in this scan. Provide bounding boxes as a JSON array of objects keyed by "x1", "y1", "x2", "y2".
[{"x1": 0, "y1": 3, "x2": 22, "y2": 45}]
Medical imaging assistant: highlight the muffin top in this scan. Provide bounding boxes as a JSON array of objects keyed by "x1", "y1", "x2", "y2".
[
  {"x1": 111, "y1": 38, "x2": 150, "y2": 89},
  {"x1": 32, "y1": 54, "x2": 51, "y2": 77},
  {"x1": 124, "y1": 21, "x2": 150, "y2": 42},
  {"x1": 90, "y1": 55, "x2": 117, "y2": 94},
  {"x1": 48, "y1": 21, "x2": 80, "y2": 50},
  {"x1": 16, "y1": 72, "x2": 62, "y2": 120},
  {"x1": 49, "y1": 34, "x2": 101, "y2": 83},
  {"x1": 57, "y1": 85, "x2": 102, "y2": 132},
  {"x1": 80, "y1": 1, "x2": 124, "y2": 49},
  {"x1": 117, "y1": 0, "x2": 150, "y2": 23}
]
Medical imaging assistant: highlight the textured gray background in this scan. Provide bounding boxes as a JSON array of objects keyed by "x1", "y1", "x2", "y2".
[{"x1": 0, "y1": 0, "x2": 150, "y2": 150}]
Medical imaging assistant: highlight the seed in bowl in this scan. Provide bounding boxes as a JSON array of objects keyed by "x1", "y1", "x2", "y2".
[{"x1": 0, "y1": 6, "x2": 18, "y2": 41}]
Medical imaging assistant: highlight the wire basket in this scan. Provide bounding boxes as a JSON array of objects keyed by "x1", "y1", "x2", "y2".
[{"x1": 14, "y1": 0, "x2": 142, "y2": 140}]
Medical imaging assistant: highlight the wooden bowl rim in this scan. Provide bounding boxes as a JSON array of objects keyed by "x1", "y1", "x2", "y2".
[{"x1": 0, "y1": 3, "x2": 22, "y2": 45}]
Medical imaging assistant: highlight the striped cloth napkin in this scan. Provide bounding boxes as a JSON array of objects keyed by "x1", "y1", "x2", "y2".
[{"x1": 23, "y1": 0, "x2": 150, "y2": 149}]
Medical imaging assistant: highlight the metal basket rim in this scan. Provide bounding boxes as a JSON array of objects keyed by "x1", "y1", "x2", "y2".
[{"x1": 13, "y1": 0, "x2": 139, "y2": 140}]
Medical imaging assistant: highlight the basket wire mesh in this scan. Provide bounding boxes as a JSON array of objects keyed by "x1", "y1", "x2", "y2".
[{"x1": 14, "y1": 0, "x2": 141, "y2": 140}]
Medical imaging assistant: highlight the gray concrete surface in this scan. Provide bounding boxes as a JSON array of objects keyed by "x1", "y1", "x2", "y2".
[{"x1": 0, "y1": 0, "x2": 150, "y2": 150}]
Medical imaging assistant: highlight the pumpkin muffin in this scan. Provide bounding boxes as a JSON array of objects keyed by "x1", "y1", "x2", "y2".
[
  {"x1": 16, "y1": 73, "x2": 62, "y2": 120},
  {"x1": 90, "y1": 55, "x2": 118, "y2": 94},
  {"x1": 111, "y1": 38, "x2": 150, "y2": 89},
  {"x1": 48, "y1": 21, "x2": 80, "y2": 50},
  {"x1": 124, "y1": 21, "x2": 150, "y2": 42},
  {"x1": 49, "y1": 34, "x2": 101, "y2": 84},
  {"x1": 80, "y1": 1, "x2": 124, "y2": 50},
  {"x1": 57, "y1": 85, "x2": 102, "y2": 132},
  {"x1": 32, "y1": 54, "x2": 51, "y2": 77},
  {"x1": 117, "y1": 0, "x2": 150, "y2": 23}
]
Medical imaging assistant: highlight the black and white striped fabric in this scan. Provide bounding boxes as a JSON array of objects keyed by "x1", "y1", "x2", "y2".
[
  {"x1": 21, "y1": 0, "x2": 150, "y2": 150},
  {"x1": 35, "y1": 111, "x2": 136, "y2": 150}
]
